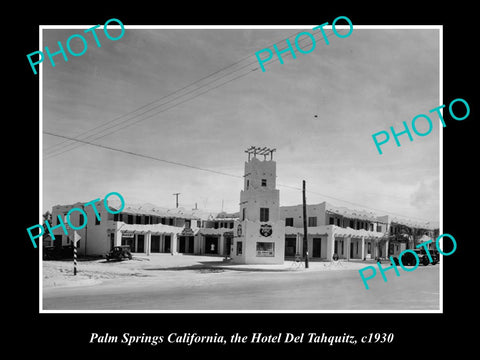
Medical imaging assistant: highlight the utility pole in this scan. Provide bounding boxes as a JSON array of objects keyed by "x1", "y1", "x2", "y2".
[
  {"x1": 302, "y1": 180, "x2": 309, "y2": 268},
  {"x1": 173, "y1": 193, "x2": 180, "y2": 208}
]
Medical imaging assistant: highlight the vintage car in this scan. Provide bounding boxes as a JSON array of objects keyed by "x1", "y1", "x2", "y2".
[
  {"x1": 105, "y1": 245, "x2": 132, "y2": 261},
  {"x1": 392, "y1": 248, "x2": 439, "y2": 267}
]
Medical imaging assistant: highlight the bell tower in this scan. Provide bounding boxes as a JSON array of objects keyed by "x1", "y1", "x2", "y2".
[{"x1": 232, "y1": 146, "x2": 285, "y2": 264}]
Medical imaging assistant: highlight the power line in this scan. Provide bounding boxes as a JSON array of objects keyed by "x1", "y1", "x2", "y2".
[
  {"x1": 44, "y1": 131, "x2": 438, "y2": 224},
  {"x1": 277, "y1": 183, "x2": 437, "y2": 223},
  {"x1": 45, "y1": 29, "x2": 334, "y2": 158},
  {"x1": 45, "y1": 28, "x2": 314, "y2": 155},
  {"x1": 46, "y1": 28, "x2": 313, "y2": 151},
  {"x1": 44, "y1": 131, "x2": 244, "y2": 178},
  {"x1": 44, "y1": 28, "x2": 345, "y2": 159}
]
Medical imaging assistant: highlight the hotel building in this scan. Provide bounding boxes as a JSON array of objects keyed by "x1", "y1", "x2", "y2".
[{"x1": 46, "y1": 147, "x2": 438, "y2": 263}]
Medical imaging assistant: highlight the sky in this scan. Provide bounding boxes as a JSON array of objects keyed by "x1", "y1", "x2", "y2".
[{"x1": 42, "y1": 25, "x2": 440, "y2": 226}]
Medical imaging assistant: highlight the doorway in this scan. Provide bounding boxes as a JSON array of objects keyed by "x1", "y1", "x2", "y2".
[
  {"x1": 164, "y1": 235, "x2": 171, "y2": 253},
  {"x1": 312, "y1": 238, "x2": 322, "y2": 258},
  {"x1": 285, "y1": 237, "x2": 296, "y2": 257},
  {"x1": 205, "y1": 236, "x2": 218, "y2": 254}
]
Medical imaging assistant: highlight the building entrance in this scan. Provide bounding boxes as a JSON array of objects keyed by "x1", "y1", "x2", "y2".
[
  {"x1": 205, "y1": 236, "x2": 218, "y2": 254},
  {"x1": 285, "y1": 237, "x2": 296, "y2": 257},
  {"x1": 312, "y1": 238, "x2": 322, "y2": 258}
]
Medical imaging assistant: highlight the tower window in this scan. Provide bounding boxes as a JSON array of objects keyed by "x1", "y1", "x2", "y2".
[
  {"x1": 261, "y1": 179, "x2": 267, "y2": 187},
  {"x1": 246, "y1": 179, "x2": 249, "y2": 189},
  {"x1": 260, "y1": 208, "x2": 269, "y2": 222},
  {"x1": 308, "y1": 217, "x2": 317, "y2": 227},
  {"x1": 242, "y1": 208, "x2": 246, "y2": 221}
]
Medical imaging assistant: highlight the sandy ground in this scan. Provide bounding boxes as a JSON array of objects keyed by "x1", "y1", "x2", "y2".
[
  {"x1": 42, "y1": 254, "x2": 377, "y2": 288},
  {"x1": 42, "y1": 254, "x2": 440, "y2": 310}
]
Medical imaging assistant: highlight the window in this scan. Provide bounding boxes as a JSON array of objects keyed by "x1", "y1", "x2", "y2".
[
  {"x1": 308, "y1": 217, "x2": 317, "y2": 227},
  {"x1": 377, "y1": 224, "x2": 382, "y2": 232},
  {"x1": 260, "y1": 208, "x2": 269, "y2": 222},
  {"x1": 169, "y1": 218, "x2": 174, "y2": 226},
  {"x1": 242, "y1": 208, "x2": 246, "y2": 221},
  {"x1": 237, "y1": 241, "x2": 243, "y2": 255},
  {"x1": 336, "y1": 218, "x2": 341, "y2": 226},
  {"x1": 114, "y1": 213, "x2": 119, "y2": 222},
  {"x1": 214, "y1": 222, "x2": 218, "y2": 229},
  {"x1": 256, "y1": 242, "x2": 275, "y2": 257},
  {"x1": 197, "y1": 220, "x2": 201, "y2": 227},
  {"x1": 185, "y1": 220, "x2": 191, "y2": 229},
  {"x1": 350, "y1": 220, "x2": 354, "y2": 228},
  {"x1": 136, "y1": 215, "x2": 141, "y2": 224},
  {"x1": 246, "y1": 180, "x2": 249, "y2": 189},
  {"x1": 329, "y1": 217, "x2": 334, "y2": 225},
  {"x1": 261, "y1": 179, "x2": 267, "y2": 187},
  {"x1": 95, "y1": 215, "x2": 100, "y2": 225},
  {"x1": 285, "y1": 217, "x2": 294, "y2": 227},
  {"x1": 229, "y1": 222, "x2": 234, "y2": 229},
  {"x1": 79, "y1": 214, "x2": 85, "y2": 227},
  {"x1": 128, "y1": 215, "x2": 133, "y2": 224},
  {"x1": 370, "y1": 223, "x2": 374, "y2": 231}
]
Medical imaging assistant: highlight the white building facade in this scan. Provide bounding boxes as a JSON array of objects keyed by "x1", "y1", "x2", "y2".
[
  {"x1": 46, "y1": 148, "x2": 438, "y2": 263},
  {"x1": 230, "y1": 147, "x2": 285, "y2": 264}
]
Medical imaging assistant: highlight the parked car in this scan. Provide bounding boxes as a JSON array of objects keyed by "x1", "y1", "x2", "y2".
[
  {"x1": 105, "y1": 245, "x2": 132, "y2": 261},
  {"x1": 392, "y1": 249, "x2": 432, "y2": 266},
  {"x1": 427, "y1": 249, "x2": 440, "y2": 265}
]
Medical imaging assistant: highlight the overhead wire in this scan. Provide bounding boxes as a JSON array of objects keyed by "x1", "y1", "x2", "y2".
[
  {"x1": 43, "y1": 26, "x2": 437, "y2": 224},
  {"x1": 44, "y1": 131, "x2": 438, "y2": 224},
  {"x1": 44, "y1": 27, "x2": 345, "y2": 159}
]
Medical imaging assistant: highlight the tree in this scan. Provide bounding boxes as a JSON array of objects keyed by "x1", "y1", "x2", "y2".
[{"x1": 42, "y1": 211, "x2": 52, "y2": 223}]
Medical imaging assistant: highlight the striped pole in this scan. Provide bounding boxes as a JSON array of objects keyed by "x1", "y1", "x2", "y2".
[{"x1": 74, "y1": 240, "x2": 77, "y2": 276}]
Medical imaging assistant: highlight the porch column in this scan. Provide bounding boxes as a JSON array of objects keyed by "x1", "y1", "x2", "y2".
[
  {"x1": 326, "y1": 226, "x2": 335, "y2": 261},
  {"x1": 219, "y1": 233, "x2": 224, "y2": 255},
  {"x1": 146, "y1": 231, "x2": 151, "y2": 256},
  {"x1": 171, "y1": 233, "x2": 178, "y2": 254},
  {"x1": 361, "y1": 236, "x2": 365, "y2": 260},
  {"x1": 346, "y1": 236, "x2": 351, "y2": 261},
  {"x1": 385, "y1": 239, "x2": 390, "y2": 259},
  {"x1": 296, "y1": 233, "x2": 302, "y2": 256},
  {"x1": 115, "y1": 229, "x2": 123, "y2": 246}
]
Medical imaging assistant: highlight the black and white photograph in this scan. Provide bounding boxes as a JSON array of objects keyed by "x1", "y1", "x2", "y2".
[
  {"x1": 16, "y1": 5, "x2": 476, "y2": 356},
  {"x1": 39, "y1": 24, "x2": 442, "y2": 312}
]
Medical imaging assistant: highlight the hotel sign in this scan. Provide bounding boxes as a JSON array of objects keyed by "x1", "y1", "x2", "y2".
[
  {"x1": 260, "y1": 224, "x2": 272, "y2": 237},
  {"x1": 181, "y1": 228, "x2": 194, "y2": 236},
  {"x1": 122, "y1": 232, "x2": 134, "y2": 238}
]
